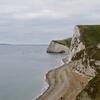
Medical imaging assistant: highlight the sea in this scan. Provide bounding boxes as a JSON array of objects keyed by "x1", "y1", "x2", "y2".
[{"x1": 0, "y1": 45, "x2": 66, "y2": 100}]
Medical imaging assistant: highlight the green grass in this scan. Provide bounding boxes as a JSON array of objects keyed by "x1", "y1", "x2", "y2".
[
  {"x1": 78, "y1": 25, "x2": 100, "y2": 47},
  {"x1": 53, "y1": 38, "x2": 72, "y2": 47},
  {"x1": 76, "y1": 25, "x2": 100, "y2": 100}
]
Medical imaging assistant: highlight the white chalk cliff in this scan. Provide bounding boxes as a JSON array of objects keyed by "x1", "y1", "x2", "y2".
[
  {"x1": 47, "y1": 40, "x2": 70, "y2": 53},
  {"x1": 37, "y1": 25, "x2": 100, "y2": 100}
]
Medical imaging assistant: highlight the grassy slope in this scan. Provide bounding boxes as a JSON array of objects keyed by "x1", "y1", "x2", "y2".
[
  {"x1": 53, "y1": 38, "x2": 72, "y2": 47},
  {"x1": 78, "y1": 25, "x2": 100, "y2": 47},
  {"x1": 76, "y1": 25, "x2": 100, "y2": 100}
]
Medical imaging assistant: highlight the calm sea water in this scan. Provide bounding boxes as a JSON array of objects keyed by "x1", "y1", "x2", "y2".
[{"x1": 0, "y1": 45, "x2": 66, "y2": 100}]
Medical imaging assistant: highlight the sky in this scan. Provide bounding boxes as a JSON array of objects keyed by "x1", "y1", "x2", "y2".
[{"x1": 0, "y1": 0, "x2": 100, "y2": 44}]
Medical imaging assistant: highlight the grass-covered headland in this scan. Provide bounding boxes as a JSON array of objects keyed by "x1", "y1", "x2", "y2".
[
  {"x1": 76, "y1": 25, "x2": 100, "y2": 100},
  {"x1": 53, "y1": 38, "x2": 72, "y2": 47}
]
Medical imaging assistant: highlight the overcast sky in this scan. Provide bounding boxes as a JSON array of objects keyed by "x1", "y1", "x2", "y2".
[{"x1": 0, "y1": 0, "x2": 100, "y2": 44}]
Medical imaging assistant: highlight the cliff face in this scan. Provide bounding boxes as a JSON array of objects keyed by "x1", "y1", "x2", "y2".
[
  {"x1": 64, "y1": 26, "x2": 100, "y2": 76},
  {"x1": 75, "y1": 26, "x2": 100, "y2": 100},
  {"x1": 63, "y1": 26, "x2": 85, "y2": 63},
  {"x1": 37, "y1": 25, "x2": 100, "y2": 100},
  {"x1": 47, "y1": 40, "x2": 70, "y2": 53},
  {"x1": 69, "y1": 26, "x2": 98, "y2": 76}
]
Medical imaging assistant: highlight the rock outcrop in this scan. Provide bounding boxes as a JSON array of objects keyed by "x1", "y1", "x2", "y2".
[
  {"x1": 37, "y1": 25, "x2": 100, "y2": 100},
  {"x1": 47, "y1": 38, "x2": 71, "y2": 53},
  {"x1": 75, "y1": 25, "x2": 100, "y2": 100}
]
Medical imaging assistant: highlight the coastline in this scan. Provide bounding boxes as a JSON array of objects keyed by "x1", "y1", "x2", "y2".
[
  {"x1": 37, "y1": 25, "x2": 100, "y2": 100},
  {"x1": 33, "y1": 79, "x2": 49, "y2": 100},
  {"x1": 37, "y1": 61, "x2": 91, "y2": 100},
  {"x1": 35, "y1": 58, "x2": 64, "y2": 100}
]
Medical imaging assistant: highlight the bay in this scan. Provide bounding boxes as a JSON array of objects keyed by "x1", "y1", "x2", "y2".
[{"x1": 0, "y1": 45, "x2": 66, "y2": 100}]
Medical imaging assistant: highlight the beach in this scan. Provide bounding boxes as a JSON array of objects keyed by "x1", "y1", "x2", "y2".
[{"x1": 37, "y1": 61, "x2": 91, "y2": 100}]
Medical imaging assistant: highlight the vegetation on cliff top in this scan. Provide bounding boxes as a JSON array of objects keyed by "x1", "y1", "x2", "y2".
[
  {"x1": 53, "y1": 38, "x2": 72, "y2": 47},
  {"x1": 76, "y1": 25, "x2": 100, "y2": 100},
  {"x1": 78, "y1": 25, "x2": 100, "y2": 47}
]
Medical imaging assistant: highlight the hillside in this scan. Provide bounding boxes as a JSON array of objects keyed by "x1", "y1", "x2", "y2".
[
  {"x1": 37, "y1": 25, "x2": 100, "y2": 100},
  {"x1": 75, "y1": 25, "x2": 100, "y2": 100},
  {"x1": 78, "y1": 25, "x2": 100, "y2": 47}
]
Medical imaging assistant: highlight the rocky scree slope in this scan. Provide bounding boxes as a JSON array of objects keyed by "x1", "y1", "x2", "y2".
[
  {"x1": 75, "y1": 25, "x2": 100, "y2": 100},
  {"x1": 65, "y1": 25, "x2": 100, "y2": 100}
]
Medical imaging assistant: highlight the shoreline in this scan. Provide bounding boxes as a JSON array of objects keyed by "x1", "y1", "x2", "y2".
[
  {"x1": 33, "y1": 79, "x2": 49, "y2": 100},
  {"x1": 34, "y1": 59, "x2": 64, "y2": 100},
  {"x1": 37, "y1": 61, "x2": 91, "y2": 100},
  {"x1": 36, "y1": 25, "x2": 100, "y2": 100}
]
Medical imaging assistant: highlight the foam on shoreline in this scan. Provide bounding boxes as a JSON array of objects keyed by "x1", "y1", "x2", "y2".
[{"x1": 36, "y1": 61, "x2": 91, "y2": 100}]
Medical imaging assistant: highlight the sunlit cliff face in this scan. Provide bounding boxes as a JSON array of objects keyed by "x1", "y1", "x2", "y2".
[{"x1": 67, "y1": 26, "x2": 85, "y2": 62}]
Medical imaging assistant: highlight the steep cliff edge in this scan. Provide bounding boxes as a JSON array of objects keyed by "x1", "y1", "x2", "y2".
[
  {"x1": 37, "y1": 25, "x2": 100, "y2": 100},
  {"x1": 75, "y1": 26, "x2": 100, "y2": 100},
  {"x1": 47, "y1": 38, "x2": 71, "y2": 53}
]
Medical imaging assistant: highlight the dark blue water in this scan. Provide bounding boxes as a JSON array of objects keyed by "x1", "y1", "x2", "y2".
[{"x1": 0, "y1": 45, "x2": 66, "y2": 100}]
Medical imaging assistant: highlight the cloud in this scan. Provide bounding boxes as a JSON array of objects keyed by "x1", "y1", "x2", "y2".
[
  {"x1": 0, "y1": 0, "x2": 100, "y2": 44},
  {"x1": 12, "y1": 10, "x2": 67, "y2": 20},
  {"x1": 1, "y1": 0, "x2": 100, "y2": 20}
]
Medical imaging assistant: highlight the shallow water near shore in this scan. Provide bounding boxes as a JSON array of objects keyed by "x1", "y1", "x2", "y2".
[{"x1": 0, "y1": 45, "x2": 66, "y2": 100}]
